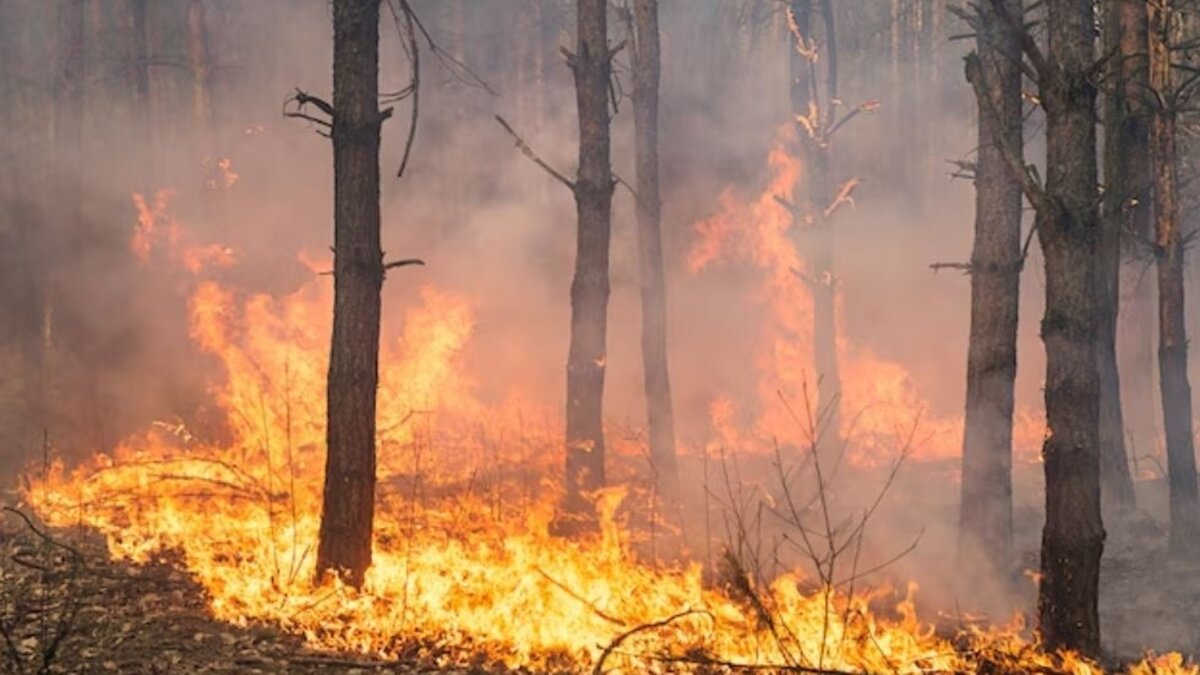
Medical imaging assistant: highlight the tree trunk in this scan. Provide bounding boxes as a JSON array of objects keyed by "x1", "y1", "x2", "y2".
[
  {"x1": 1113, "y1": 0, "x2": 1157, "y2": 489},
  {"x1": 316, "y1": 0, "x2": 384, "y2": 588},
  {"x1": 957, "y1": 0, "x2": 1021, "y2": 591},
  {"x1": 1037, "y1": 0, "x2": 1105, "y2": 653},
  {"x1": 1098, "y1": 0, "x2": 1142, "y2": 516},
  {"x1": 789, "y1": 0, "x2": 842, "y2": 440},
  {"x1": 1149, "y1": 0, "x2": 1200, "y2": 557},
  {"x1": 563, "y1": 0, "x2": 615, "y2": 517},
  {"x1": 630, "y1": 0, "x2": 678, "y2": 496},
  {"x1": 127, "y1": 0, "x2": 152, "y2": 176},
  {"x1": 186, "y1": 0, "x2": 213, "y2": 138}
]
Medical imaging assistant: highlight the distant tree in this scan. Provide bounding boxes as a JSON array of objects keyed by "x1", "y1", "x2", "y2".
[
  {"x1": 956, "y1": 0, "x2": 1021, "y2": 594},
  {"x1": 1148, "y1": 0, "x2": 1200, "y2": 556},
  {"x1": 315, "y1": 0, "x2": 387, "y2": 588},
  {"x1": 628, "y1": 0, "x2": 679, "y2": 496},
  {"x1": 1110, "y1": 0, "x2": 1157, "y2": 500},
  {"x1": 966, "y1": 0, "x2": 1105, "y2": 654},
  {"x1": 787, "y1": 0, "x2": 843, "y2": 443},
  {"x1": 1098, "y1": 0, "x2": 1142, "y2": 517}
]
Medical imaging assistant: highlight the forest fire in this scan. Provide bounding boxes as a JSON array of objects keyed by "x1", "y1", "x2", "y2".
[
  {"x1": 4, "y1": 0, "x2": 1200, "y2": 672},
  {"x1": 688, "y1": 136, "x2": 1046, "y2": 465},
  {"x1": 14, "y1": 176, "x2": 1182, "y2": 672}
]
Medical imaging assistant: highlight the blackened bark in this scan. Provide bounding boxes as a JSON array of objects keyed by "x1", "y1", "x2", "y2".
[
  {"x1": 316, "y1": 0, "x2": 384, "y2": 588},
  {"x1": 1149, "y1": 0, "x2": 1200, "y2": 557},
  {"x1": 958, "y1": 0, "x2": 1021, "y2": 587},
  {"x1": 631, "y1": 0, "x2": 678, "y2": 496},
  {"x1": 563, "y1": 0, "x2": 615, "y2": 515},
  {"x1": 1099, "y1": 0, "x2": 1141, "y2": 516},
  {"x1": 1037, "y1": 0, "x2": 1105, "y2": 654},
  {"x1": 788, "y1": 0, "x2": 841, "y2": 440}
]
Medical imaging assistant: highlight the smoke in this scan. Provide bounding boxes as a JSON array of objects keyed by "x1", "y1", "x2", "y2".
[{"x1": 2, "y1": 0, "x2": 1193, "y2": 658}]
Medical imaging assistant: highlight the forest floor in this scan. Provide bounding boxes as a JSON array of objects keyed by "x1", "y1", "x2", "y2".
[
  {"x1": 2, "y1": 482, "x2": 1199, "y2": 674},
  {"x1": 0, "y1": 492, "x2": 498, "y2": 675}
]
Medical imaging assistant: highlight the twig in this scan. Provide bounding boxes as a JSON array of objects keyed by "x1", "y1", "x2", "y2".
[{"x1": 590, "y1": 609, "x2": 702, "y2": 675}]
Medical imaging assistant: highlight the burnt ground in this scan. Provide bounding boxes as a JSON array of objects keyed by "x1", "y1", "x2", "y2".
[
  {"x1": 2, "y1": 482, "x2": 1200, "y2": 675},
  {"x1": 0, "y1": 494, "x2": 512, "y2": 675}
]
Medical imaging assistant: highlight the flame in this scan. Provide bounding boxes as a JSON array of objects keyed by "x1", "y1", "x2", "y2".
[
  {"x1": 22, "y1": 188, "x2": 1191, "y2": 673},
  {"x1": 689, "y1": 130, "x2": 1046, "y2": 466}
]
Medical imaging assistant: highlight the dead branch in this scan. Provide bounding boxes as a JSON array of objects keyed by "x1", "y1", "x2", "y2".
[
  {"x1": 384, "y1": 258, "x2": 425, "y2": 271},
  {"x1": 635, "y1": 652, "x2": 863, "y2": 674},
  {"x1": 494, "y1": 115, "x2": 575, "y2": 191},
  {"x1": 590, "y1": 609, "x2": 703, "y2": 675},
  {"x1": 1, "y1": 508, "x2": 82, "y2": 563},
  {"x1": 386, "y1": 0, "x2": 420, "y2": 178},
  {"x1": 823, "y1": 178, "x2": 859, "y2": 218},
  {"x1": 929, "y1": 261, "x2": 973, "y2": 274}
]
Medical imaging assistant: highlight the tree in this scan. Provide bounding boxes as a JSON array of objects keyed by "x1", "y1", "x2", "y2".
[
  {"x1": 788, "y1": 0, "x2": 843, "y2": 442},
  {"x1": 1110, "y1": 0, "x2": 1157, "y2": 501},
  {"x1": 966, "y1": 0, "x2": 1105, "y2": 654},
  {"x1": 316, "y1": 0, "x2": 386, "y2": 588},
  {"x1": 562, "y1": 0, "x2": 618, "y2": 517},
  {"x1": 956, "y1": 0, "x2": 1022, "y2": 593},
  {"x1": 1098, "y1": 0, "x2": 1142, "y2": 516},
  {"x1": 1148, "y1": 0, "x2": 1200, "y2": 556},
  {"x1": 628, "y1": 0, "x2": 679, "y2": 496}
]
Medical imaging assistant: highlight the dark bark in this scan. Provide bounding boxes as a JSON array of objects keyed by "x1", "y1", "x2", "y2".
[
  {"x1": 563, "y1": 0, "x2": 615, "y2": 516},
  {"x1": 1037, "y1": 0, "x2": 1105, "y2": 653},
  {"x1": 186, "y1": 0, "x2": 213, "y2": 136},
  {"x1": 958, "y1": 0, "x2": 1021, "y2": 588},
  {"x1": 1149, "y1": 0, "x2": 1200, "y2": 557},
  {"x1": 1099, "y1": 0, "x2": 1142, "y2": 516},
  {"x1": 316, "y1": 0, "x2": 384, "y2": 588},
  {"x1": 788, "y1": 0, "x2": 841, "y2": 441},
  {"x1": 127, "y1": 0, "x2": 150, "y2": 133},
  {"x1": 630, "y1": 0, "x2": 678, "y2": 496},
  {"x1": 1112, "y1": 0, "x2": 1157, "y2": 493}
]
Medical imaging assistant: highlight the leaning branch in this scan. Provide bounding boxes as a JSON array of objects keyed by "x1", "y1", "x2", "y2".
[{"x1": 495, "y1": 115, "x2": 575, "y2": 191}]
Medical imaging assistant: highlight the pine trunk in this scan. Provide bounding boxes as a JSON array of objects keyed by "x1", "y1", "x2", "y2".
[
  {"x1": 316, "y1": 0, "x2": 384, "y2": 588},
  {"x1": 958, "y1": 0, "x2": 1021, "y2": 590},
  {"x1": 631, "y1": 0, "x2": 678, "y2": 496},
  {"x1": 1149, "y1": 0, "x2": 1200, "y2": 557},
  {"x1": 563, "y1": 0, "x2": 614, "y2": 516},
  {"x1": 1037, "y1": 0, "x2": 1105, "y2": 654},
  {"x1": 1113, "y1": 0, "x2": 1157, "y2": 486},
  {"x1": 1099, "y1": 0, "x2": 1142, "y2": 516},
  {"x1": 788, "y1": 0, "x2": 841, "y2": 438}
]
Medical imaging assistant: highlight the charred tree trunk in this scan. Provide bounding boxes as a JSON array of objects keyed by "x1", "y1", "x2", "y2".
[
  {"x1": 1099, "y1": 0, "x2": 1142, "y2": 514},
  {"x1": 630, "y1": 0, "x2": 678, "y2": 496},
  {"x1": 1037, "y1": 0, "x2": 1105, "y2": 653},
  {"x1": 788, "y1": 0, "x2": 841, "y2": 440},
  {"x1": 316, "y1": 0, "x2": 384, "y2": 588},
  {"x1": 1113, "y1": 0, "x2": 1157, "y2": 490},
  {"x1": 563, "y1": 0, "x2": 616, "y2": 517},
  {"x1": 1149, "y1": 0, "x2": 1200, "y2": 557},
  {"x1": 958, "y1": 0, "x2": 1021, "y2": 589}
]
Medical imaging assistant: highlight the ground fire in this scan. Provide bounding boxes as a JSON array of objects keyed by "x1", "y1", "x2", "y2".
[{"x1": 3, "y1": 1, "x2": 1200, "y2": 673}]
